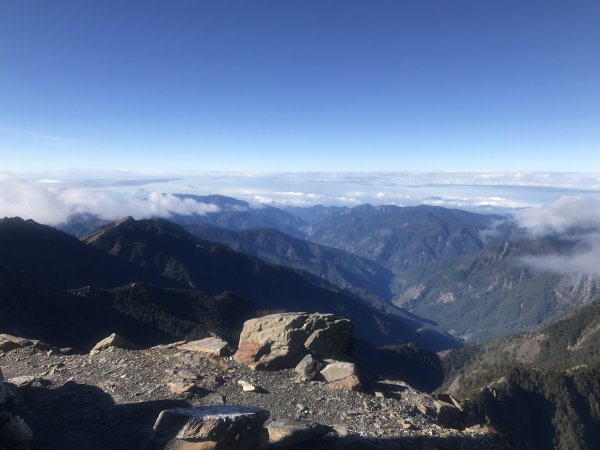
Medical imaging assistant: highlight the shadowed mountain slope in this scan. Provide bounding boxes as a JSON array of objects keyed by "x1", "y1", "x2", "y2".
[
  {"x1": 0, "y1": 217, "x2": 163, "y2": 290},
  {"x1": 0, "y1": 264, "x2": 258, "y2": 349},
  {"x1": 84, "y1": 217, "x2": 460, "y2": 350},
  {"x1": 184, "y1": 225, "x2": 394, "y2": 301}
]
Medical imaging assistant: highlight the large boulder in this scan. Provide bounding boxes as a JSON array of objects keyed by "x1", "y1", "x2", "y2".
[
  {"x1": 234, "y1": 313, "x2": 353, "y2": 370},
  {"x1": 152, "y1": 406, "x2": 269, "y2": 450}
]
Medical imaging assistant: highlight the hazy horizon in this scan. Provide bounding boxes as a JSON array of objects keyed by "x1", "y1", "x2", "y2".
[{"x1": 3, "y1": 169, "x2": 600, "y2": 228}]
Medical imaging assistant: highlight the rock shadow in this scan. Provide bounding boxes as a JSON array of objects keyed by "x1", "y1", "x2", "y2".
[{"x1": 17, "y1": 381, "x2": 188, "y2": 450}]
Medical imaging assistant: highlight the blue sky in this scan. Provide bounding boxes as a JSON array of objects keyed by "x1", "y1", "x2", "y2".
[{"x1": 1, "y1": 0, "x2": 599, "y2": 172}]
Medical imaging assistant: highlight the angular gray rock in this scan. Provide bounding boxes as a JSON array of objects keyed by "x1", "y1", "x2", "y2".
[
  {"x1": 434, "y1": 399, "x2": 464, "y2": 428},
  {"x1": 234, "y1": 312, "x2": 353, "y2": 370},
  {"x1": 294, "y1": 354, "x2": 322, "y2": 380},
  {"x1": 89, "y1": 333, "x2": 140, "y2": 355},
  {"x1": 320, "y1": 361, "x2": 355, "y2": 382}
]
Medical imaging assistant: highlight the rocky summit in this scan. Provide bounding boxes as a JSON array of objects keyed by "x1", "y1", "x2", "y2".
[{"x1": 0, "y1": 313, "x2": 507, "y2": 449}]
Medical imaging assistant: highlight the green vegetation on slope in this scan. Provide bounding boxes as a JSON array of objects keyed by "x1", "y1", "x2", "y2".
[{"x1": 441, "y1": 298, "x2": 600, "y2": 450}]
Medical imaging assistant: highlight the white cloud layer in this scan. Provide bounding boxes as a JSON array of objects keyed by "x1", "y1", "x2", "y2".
[
  {"x1": 515, "y1": 196, "x2": 600, "y2": 236},
  {"x1": 0, "y1": 173, "x2": 219, "y2": 225}
]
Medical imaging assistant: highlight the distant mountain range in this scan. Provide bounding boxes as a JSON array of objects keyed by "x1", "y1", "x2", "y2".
[
  {"x1": 84, "y1": 216, "x2": 456, "y2": 349},
  {"x1": 172, "y1": 194, "x2": 309, "y2": 238},
  {"x1": 0, "y1": 216, "x2": 459, "y2": 352},
  {"x1": 305, "y1": 204, "x2": 506, "y2": 273},
  {"x1": 53, "y1": 196, "x2": 600, "y2": 344},
  {"x1": 393, "y1": 236, "x2": 600, "y2": 342}
]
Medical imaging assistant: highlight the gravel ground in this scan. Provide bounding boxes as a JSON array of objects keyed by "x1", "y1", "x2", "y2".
[{"x1": 1, "y1": 344, "x2": 508, "y2": 449}]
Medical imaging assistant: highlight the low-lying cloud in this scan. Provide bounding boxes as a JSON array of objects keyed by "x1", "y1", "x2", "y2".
[
  {"x1": 516, "y1": 197, "x2": 600, "y2": 279},
  {"x1": 0, "y1": 173, "x2": 220, "y2": 225},
  {"x1": 521, "y1": 234, "x2": 600, "y2": 279},
  {"x1": 516, "y1": 196, "x2": 600, "y2": 236}
]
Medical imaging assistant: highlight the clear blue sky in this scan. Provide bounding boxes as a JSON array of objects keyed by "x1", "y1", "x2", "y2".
[{"x1": 1, "y1": 0, "x2": 599, "y2": 173}]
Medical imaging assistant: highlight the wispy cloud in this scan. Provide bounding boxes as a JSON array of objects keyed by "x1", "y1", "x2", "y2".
[
  {"x1": 521, "y1": 233, "x2": 600, "y2": 278},
  {"x1": 0, "y1": 125, "x2": 88, "y2": 146}
]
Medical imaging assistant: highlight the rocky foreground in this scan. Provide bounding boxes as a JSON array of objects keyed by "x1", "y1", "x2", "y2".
[{"x1": 1, "y1": 313, "x2": 508, "y2": 450}]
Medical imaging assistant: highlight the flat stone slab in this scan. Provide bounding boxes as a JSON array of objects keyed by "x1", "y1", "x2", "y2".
[
  {"x1": 153, "y1": 406, "x2": 269, "y2": 441},
  {"x1": 178, "y1": 337, "x2": 229, "y2": 357}
]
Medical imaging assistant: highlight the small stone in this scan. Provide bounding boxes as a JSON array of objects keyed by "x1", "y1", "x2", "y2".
[
  {"x1": 399, "y1": 418, "x2": 415, "y2": 430},
  {"x1": 238, "y1": 380, "x2": 257, "y2": 392},
  {"x1": 417, "y1": 403, "x2": 429, "y2": 415},
  {"x1": 332, "y1": 425, "x2": 350, "y2": 438},
  {"x1": 167, "y1": 381, "x2": 196, "y2": 395},
  {"x1": 374, "y1": 391, "x2": 385, "y2": 398},
  {"x1": 176, "y1": 369, "x2": 200, "y2": 380}
]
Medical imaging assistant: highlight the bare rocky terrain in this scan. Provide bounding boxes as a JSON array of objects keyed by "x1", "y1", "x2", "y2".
[{"x1": 1, "y1": 338, "x2": 507, "y2": 449}]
